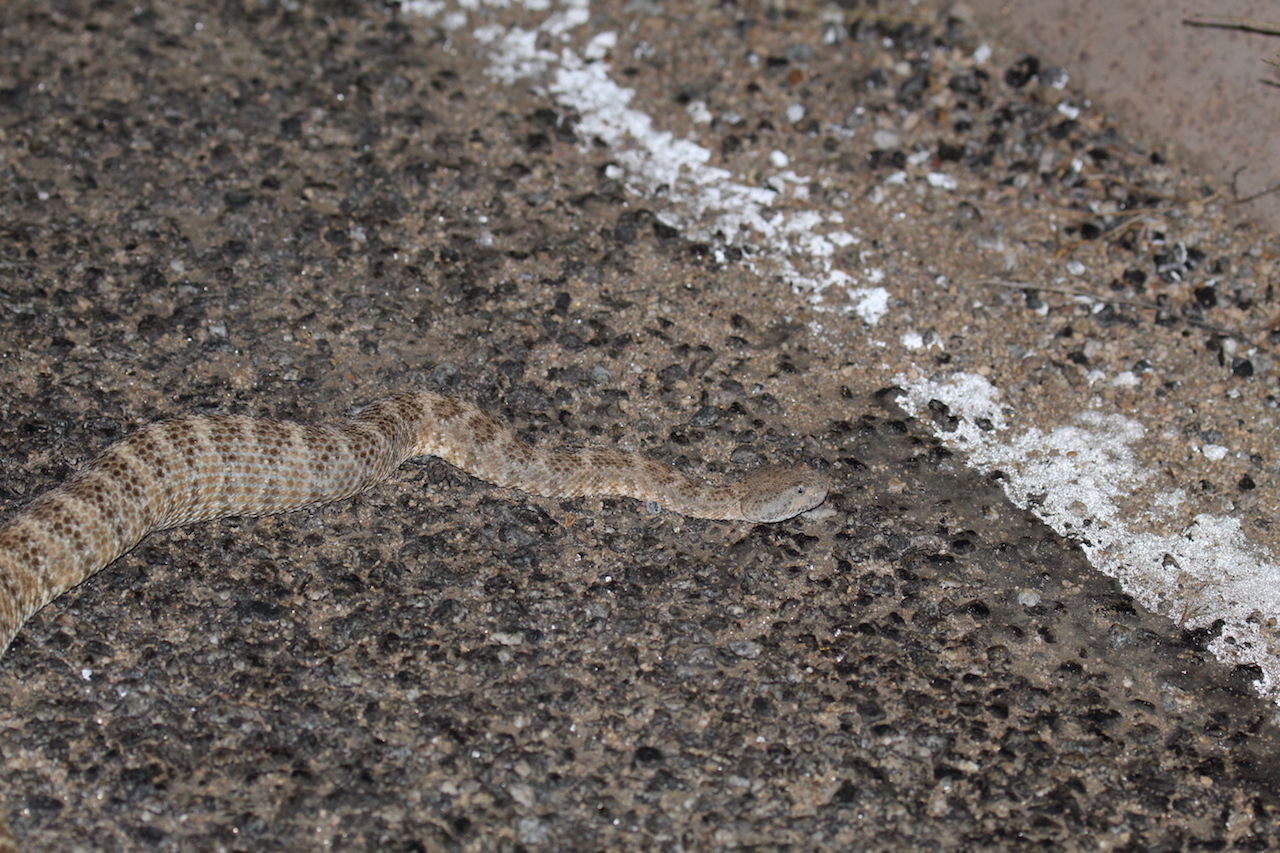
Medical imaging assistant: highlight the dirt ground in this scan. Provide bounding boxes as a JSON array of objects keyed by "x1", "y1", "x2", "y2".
[
  {"x1": 2, "y1": 1, "x2": 1280, "y2": 851},
  {"x1": 968, "y1": 0, "x2": 1280, "y2": 231}
]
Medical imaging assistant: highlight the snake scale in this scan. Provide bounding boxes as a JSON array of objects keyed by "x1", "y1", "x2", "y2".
[{"x1": 0, "y1": 390, "x2": 828, "y2": 848}]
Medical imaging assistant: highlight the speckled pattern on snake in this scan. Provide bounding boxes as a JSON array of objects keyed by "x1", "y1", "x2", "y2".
[{"x1": 0, "y1": 390, "x2": 828, "y2": 849}]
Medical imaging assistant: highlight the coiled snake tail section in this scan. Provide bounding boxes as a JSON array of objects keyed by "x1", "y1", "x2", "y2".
[{"x1": 0, "y1": 390, "x2": 828, "y2": 848}]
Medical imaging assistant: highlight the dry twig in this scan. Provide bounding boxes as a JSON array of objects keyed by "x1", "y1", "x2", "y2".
[{"x1": 1183, "y1": 15, "x2": 1280, "y2": 37}]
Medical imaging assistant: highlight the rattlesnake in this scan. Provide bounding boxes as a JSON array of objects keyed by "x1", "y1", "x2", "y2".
[{"x1": 0, "y1": 390, "x2": 828, "y2": 849}]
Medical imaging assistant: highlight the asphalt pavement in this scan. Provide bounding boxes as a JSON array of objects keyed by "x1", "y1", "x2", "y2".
[{"x1": 1, "y1": 1, "x2": 1280, "y2": 851}]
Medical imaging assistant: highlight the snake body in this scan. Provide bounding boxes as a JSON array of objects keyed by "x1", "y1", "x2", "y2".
[
  {"x1": 0, "y1": 390, "x2": 827, "y2": 847},
  {"x1": 0, "y1": 391, "x2": 829, "y2": 650},
  {"x1": 0, "y1": 391, "x2": 827, "y2": 653}
]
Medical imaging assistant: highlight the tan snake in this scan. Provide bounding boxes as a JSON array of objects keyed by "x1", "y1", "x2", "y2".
[{"x1": 0, "y1": 390, "x2": 828, "y2": 848}]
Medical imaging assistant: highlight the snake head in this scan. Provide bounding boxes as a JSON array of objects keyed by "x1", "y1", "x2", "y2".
[{"x1": 737, "y1": 464, "x2": 830, "y2": 523}]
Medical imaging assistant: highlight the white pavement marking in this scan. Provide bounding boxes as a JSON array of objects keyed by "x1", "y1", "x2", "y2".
[
  {"x1": 406, "y1": 1, "x2": 1280, "y2": 703},
  {"x1": 461, "y1": 2, "x2": 889, "y2": 324},
  {"x1": 895, "y1": 374, "x2": 1280, "y2": 699}
]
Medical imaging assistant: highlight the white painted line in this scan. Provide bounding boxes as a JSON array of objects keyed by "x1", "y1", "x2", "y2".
[
  {"x1": 463, "y1": 3, "x2": 889, "y2": 325},
  {"x1": 895, "y1": 374, "x2": 1280, "y2": 698}
]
